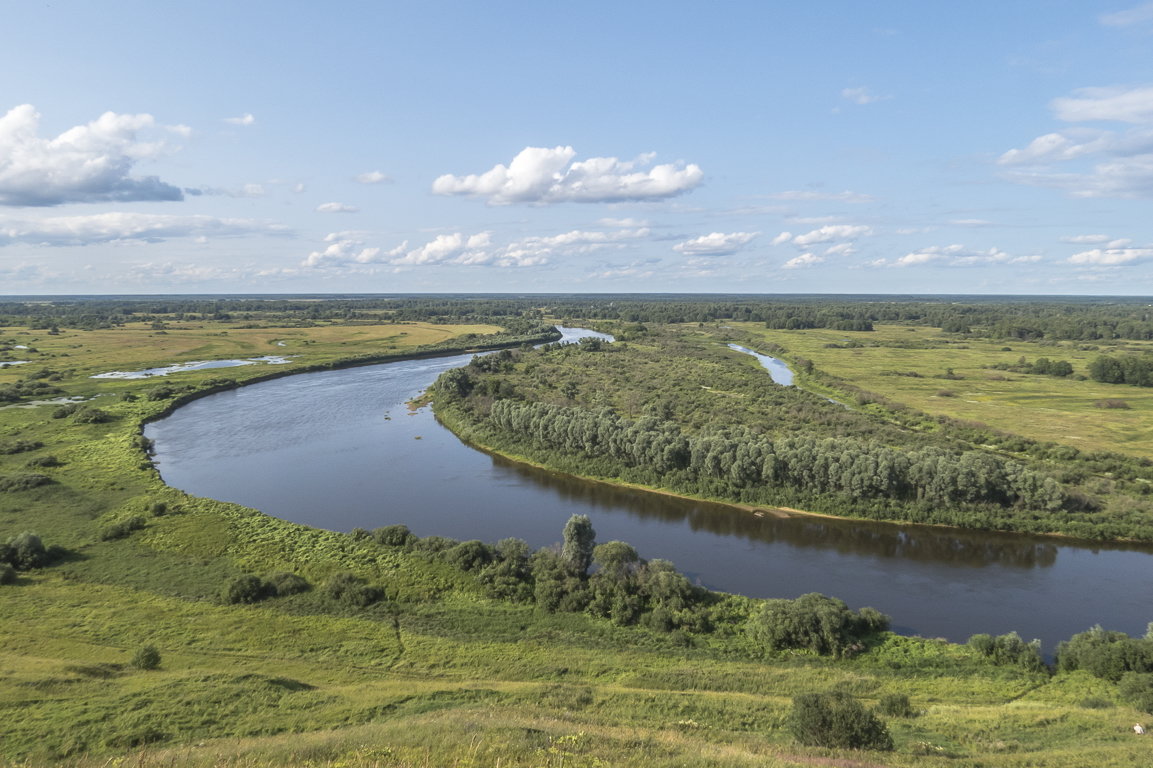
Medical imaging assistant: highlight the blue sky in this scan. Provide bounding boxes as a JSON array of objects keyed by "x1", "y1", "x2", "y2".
[{"x1": 2, "y1": 1, "x2": 1153, "y2": 295}]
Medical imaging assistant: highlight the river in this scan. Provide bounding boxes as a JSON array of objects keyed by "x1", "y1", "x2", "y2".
[{"x1": 145, "y1": 327, "x2": 1153, "y2": 650}]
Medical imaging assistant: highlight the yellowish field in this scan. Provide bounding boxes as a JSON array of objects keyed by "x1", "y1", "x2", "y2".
[
  {"x1": 737, "y1": 323, "x2": 1153, "y2": 457},
  {"x1": 0, "y1": 321, "x2": 502, "y2": 383}
]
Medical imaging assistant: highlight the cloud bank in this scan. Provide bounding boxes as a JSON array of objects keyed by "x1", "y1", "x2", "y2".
[{"x1": 0, "y1": 212, "x2": 288, "y2": 247}]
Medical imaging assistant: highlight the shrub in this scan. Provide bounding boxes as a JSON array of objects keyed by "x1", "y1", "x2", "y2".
[
  {"x1": 789, "y1": 691, "x2": 893, "y2": 750},
  {"x1": 372, "y1": 524, "x2": 416, "y2": 547},
  {"x1": 265, "y1": 572, "x2": 310, "y2": 597},
  {"x1": 0, "y1": 473, "x2": 53, "y2": 492},
  {"x1": 1120, "y1": 673, "x2": 1153, "y2": 714},
  {"x1": 324, "y1": 571, "x2": 384, "y2": 607},
  {"x1": 1056, "y1": 626, "x2": 1153, "y2": 681},
  {"x1": 131, "y1": 645, "x2": 161, "y2": 671},
  {"x1": 71, "y1": 406, "x2": 114, "y2": 424},
  {"x1": 1096, "y1": 399, "x2": 1131, "y2": 409},
  {"x1": 412, "y1": 535, "x2": 456, "y2": 554},
  {"x1": 968, "y1": 631, "x2": 1046, "y2": 672},
  {"x1": 0, "y1": 563, "x2": 16, "y2": 585},
  {"x1": 224, "y1": 574, "x2": 270, "y2": 604},
  {"x1": 0, "y1": 440, "x2": 43, "y2": 455},
  {"x1": 99, "y1": 515, "x2": 147, "y2": 541},
  {"x1": 876, "y1": 693, "x2": 916, "y2": 718},
  {"x1": 444, "y1": 539, "x2": 496, "y2": 571},
  {"x1": 748, "y1": 593, "x2": 890, "y2": 657},
  {"x1": 25, "y1": 454, "x2": 62, "y2": 468},
  {"x1": 4, "y1": 531, "x2": 47, "y2": 570}
]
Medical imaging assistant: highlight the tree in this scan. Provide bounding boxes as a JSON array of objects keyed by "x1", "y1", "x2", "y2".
[{"x1": 562, "y1": 514, "x2": 596, "y2": 576}]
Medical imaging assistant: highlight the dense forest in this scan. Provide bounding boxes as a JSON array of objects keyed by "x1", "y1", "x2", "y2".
[{"x1": 432, "y1": 325, "x2": 1153, "y2": 540}]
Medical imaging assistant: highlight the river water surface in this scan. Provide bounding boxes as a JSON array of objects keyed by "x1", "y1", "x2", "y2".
[{"x1": 146, "y1": 327, "x2": 1153, "y2": 650}]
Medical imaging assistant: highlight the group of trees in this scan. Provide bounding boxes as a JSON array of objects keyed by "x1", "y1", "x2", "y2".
[
  {"x1": 988, "y1": 357, "x2": 1075, "y2": 378},
  {"x1": 480, "y1": 398, "x2": 1069, "y2": 515},
  {"x1": 361, "y1": 516, "x2": 891, "y2": 651},
  {"x1": 1088, "y1": 354, "x2": 1153, "y2": 387},
  {"x1": 1055, "y1": 626, "x2": 1153, "y2": 713}
]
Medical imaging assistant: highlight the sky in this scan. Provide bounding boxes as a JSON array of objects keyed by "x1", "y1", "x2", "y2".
[{"x1": 2, "y1": 1, "x2": 1153, "y2": 296}]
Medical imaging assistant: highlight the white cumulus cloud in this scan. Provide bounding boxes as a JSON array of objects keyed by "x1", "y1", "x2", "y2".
[
  {"x1": 672, "y1": 231, "x2": 758, "y2": 256},
  {"x1": 432, "y1": 146, "x2": 704, "y2": 204},
  {"x1": 0, "y1": 104, "x2": 185, "y2": 206},
  {"x1": 881, "y1": 244, "x2": 1038, "y2": 268},
  {"x1": 356, "y1": 170, "x2": 390, "y2": 184},
  {"x1": 316, "y1": 202, "x2": 359, "y2": 213},
  {"x1": 791, "y1": 224, "x2": 873, "y2": 246},
  {"x1": 1068, "y1": 247, "x2": 1153, "y2": 266},
  {"x1": 782, "y1": 253, "x2": 824, "y2": 269},
  {"x1": 302, "y1": 231, "x2": 388, "y2": 268},
  {"x1": 224, "y1": 113, "x2": 256, "y2": 126}
]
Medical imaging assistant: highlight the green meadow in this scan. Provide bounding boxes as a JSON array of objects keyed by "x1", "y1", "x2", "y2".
[
  {"x1": 2, "y1": 305, "x2": 1153, "y2": 767},
  {"x1": 737, "y1": 322, "x2": 1153, "y2": 458}
]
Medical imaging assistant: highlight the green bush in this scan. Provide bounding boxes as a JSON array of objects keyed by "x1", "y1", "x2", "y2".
[
  {"x1": 876, "y1": 693, "x2": 917, "y2": 718},
  {"x1": 444, "y1": 540, "x2": 496, "y2": 571},
  {"x1": 0, "y1": 563, "x2": 16, "y2": 585},
  {"x1": 789, "y1": 690, "x2": 893, "y2": 750},
  {"x1": 71, "y1": 406, "x2": 114, "y2": 424},
  {"x1": 373, "y1": 524, "x2": 416, "y2": 547},
  {"x1": 1119, "y1": 672, "x2": 1153, "y2": 714},
  {"x1": 4, "y1": 531, "x2": 47, "y2": 569},
  {"x1": 748, "y1": 593, "x2": 889, "y2": 657},
  {"x1": 99, "y1": 515, "x2": 147, "y2": 541},
  {"x1": 0, "y1": 473, "x2": 53, "y2": 492},
  {"x1": 324, "y1": 571, "x2": 384, "y2": 607},
  {"x1": 131, "y1": 645, "x2": 161, "y2": 671},
  {"x1": 264, "y1": 572, "x2": 311, "y2": 597},
  {"x1": 968, "y1": 631, "x2": 1046, "y2": 672},
  {"x1": 224, "y1": 574, "x2": 270, "y2": 604}
]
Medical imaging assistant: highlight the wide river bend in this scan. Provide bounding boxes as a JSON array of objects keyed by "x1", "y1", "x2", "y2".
[{"x1": 146, "y1": 328, "x2": 1153, "y2": 650}]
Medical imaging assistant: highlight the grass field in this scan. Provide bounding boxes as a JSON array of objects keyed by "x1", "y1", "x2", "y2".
[
  {"x1": 3, "y1": 315, "x2": 1153, "y2": 766},
  {"x1": 737, "y1": 323, "x2": 1153, "y2": 458},
  {"x1": 1, "y1": 320, "x2": 501, "y2": 385}
]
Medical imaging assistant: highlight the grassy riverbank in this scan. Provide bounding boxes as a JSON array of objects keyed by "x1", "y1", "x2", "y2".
[{"x1": 2, "y1": 301, "x2": 1153, "y2": 766}]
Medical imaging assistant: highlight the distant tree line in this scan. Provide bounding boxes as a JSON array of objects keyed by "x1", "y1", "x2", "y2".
[{"x1": 7, "y1": 294, "x2": 1153, "y2": 339}]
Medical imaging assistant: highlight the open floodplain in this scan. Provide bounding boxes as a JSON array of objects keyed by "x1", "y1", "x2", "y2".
[{"x1": 4, "y1": 296, "x2": 1153, "y2": 767}]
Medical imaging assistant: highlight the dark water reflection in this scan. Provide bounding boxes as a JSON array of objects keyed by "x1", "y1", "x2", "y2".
[
  {"x1": 147, "y1": 327, "x2": 1153, "y2": 650},
  {"x1": 490, "y1": 454, "x2": 1065, "y2": 570}
]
